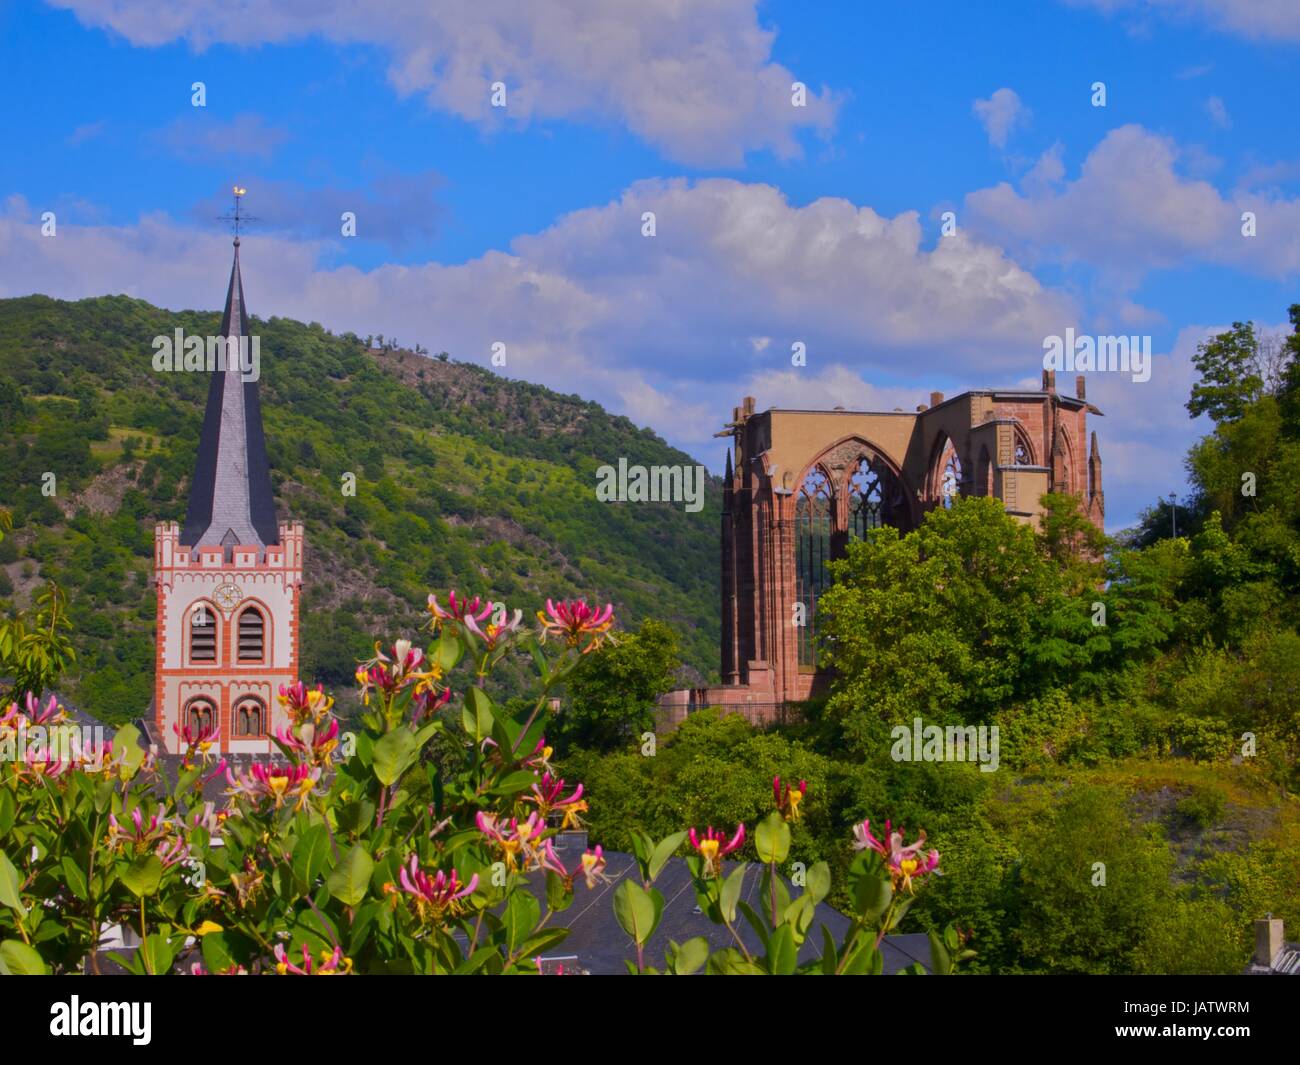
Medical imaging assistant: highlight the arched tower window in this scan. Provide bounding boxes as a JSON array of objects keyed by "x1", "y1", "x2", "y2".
[
  {"x1": 237, "y1": 606, "x2": 265, "y2": 661},
  {"x1": 184, "y1": 697, "x2": 216, "y2": 736},
  {"x1": 1013, "y1": 424, "x2": 1035, "y2": 466},
  {"x1": 233, "y1": 696, "x2": 265, "y2": 738},
  {"x1": 795, "y1": 468, "x2": 832, "y2": 667},
  {"x1": 189, "y1": 603, "x2": 217, "y2": 662}
]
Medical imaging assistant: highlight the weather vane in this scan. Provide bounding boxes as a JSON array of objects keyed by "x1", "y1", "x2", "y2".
[{"x1": 216, "y1": 185, "x2": 258, "y2": 242}]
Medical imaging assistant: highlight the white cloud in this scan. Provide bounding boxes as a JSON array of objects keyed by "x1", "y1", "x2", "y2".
[
  {"x1": 49, "y1": 0, "x2": 839, "y2": 166},
  {"x1": 1066, "y1": 0, "x2": 1300, "y2": 41},
  {"x1": 972, "y1": 88, "x2": 1028, "y2": 149},
  {"x1": 965, "y1": 124, "x2": 1300, "y2": 284},
  {"x1": 1205, "y1": 95, "x2": 1232, "y2": 129}
]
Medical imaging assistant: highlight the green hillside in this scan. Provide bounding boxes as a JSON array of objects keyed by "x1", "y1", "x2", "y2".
[{"x1": 0, "y1": 293, "x2": 721, "y2": 721}]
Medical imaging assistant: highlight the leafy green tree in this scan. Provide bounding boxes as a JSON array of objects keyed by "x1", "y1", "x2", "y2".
[
  {"x1": 1187, "y1": 321, "x2": 1264, "y2": 424},
  {"x1": 556, "y1": 618, "x2": 680, "y2": 752},
  {"x1": 818, "y1": 497, "x2": 1100, "y2": 752}
]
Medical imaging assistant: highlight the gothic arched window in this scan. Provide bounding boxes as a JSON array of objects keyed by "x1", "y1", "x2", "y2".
[
  {"x1": 237, "y1": 606, "x2": 265, "y2": 662},
  {"x1": 939, "y1": 442, "x2": 963, "y2": 508},
  {"x1": 233, "y1": 696, "x2": 265, "y2": 738},
  {"x1": 189, "y1": 603, "x2": 216, "y2": 662},
  {"x1": 184, "y1": 697, "x2": 216, "y2": 736},
  {"x1": 795, "y1": 468, "x2": 832, "y2": 667},
  {"x1": 848, "y1": 458, "x2": 884, "y2": 539}
]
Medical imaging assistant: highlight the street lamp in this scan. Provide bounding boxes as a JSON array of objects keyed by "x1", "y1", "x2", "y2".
[{"x1": 1169, "y1": 492, "x2": 1178, "y2": 538}]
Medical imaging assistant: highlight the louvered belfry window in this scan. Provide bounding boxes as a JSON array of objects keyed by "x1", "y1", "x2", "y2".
[
  {"x1": 190, "y1": 604, "x2": 216, "y2": 662},
  {"x1": 238, "y1": 606, "x2": 265, "y2": 661}
]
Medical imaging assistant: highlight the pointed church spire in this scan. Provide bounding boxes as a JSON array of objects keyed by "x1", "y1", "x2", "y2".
[{"x1": 181, "y1": 230, "x2": 279, "y2": 554}]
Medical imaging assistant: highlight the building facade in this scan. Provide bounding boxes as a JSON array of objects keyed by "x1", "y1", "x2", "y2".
[
  {"x1": 659, "y1": 371, "x2": 1103, "y2": 725},
  {"x1": 153, "y1": 237, "x2": 303, "y2": 754}
]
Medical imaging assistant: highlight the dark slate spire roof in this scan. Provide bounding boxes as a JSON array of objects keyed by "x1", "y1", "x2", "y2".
[{"x1": 181, "y1": 239, "x2": 279, "y2": 551}]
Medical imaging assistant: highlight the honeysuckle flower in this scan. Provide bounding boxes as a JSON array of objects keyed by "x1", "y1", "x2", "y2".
[
  {"x1": 225, "y1": 762, "x2": 321, "y2": 811},
  {"x1": 427, "y1": 590, "x2": 493, "y2": 629},
  {"x1": 16, "y1": 747, "x2": 69, "y2": 780},
  {"x1": 355, "y1": 641, "x2": 442, "y2": 705},
  {"x1": 398, "y1": 854, "x2": 479, "y2": 923},
  {"x1": 276, "y1": 718, "x2": 340, "y2": 767},
  {"x1": 413, "y1": 684, "x2": 453, "y2": 720},
  {"x1": 273, "y1": 943, "x2": 353, "y2": 976},
  {"x1": 156, "y1": 835, "x2": 191, "y2": 869},
  {"x1": 524, "y1": 772, "x2": 584, "y2": 821},
  {"x1": 853, "y1": 819, "x2": 941, "y2": 894},
  {"x1": 476, "y1": 811, "x2": 547, "y2": 872},
  {"x1": 689, "y1": 824, "x2": 746, "y2": 878},
  {"x1": 24, "y1": 692, "x2": 66, "y2": 726},
  {"x1": 106, "y1": 806, "x2": 176, "y2": 853},
  {"x1": 774, "y1": 775, "x2": 808, "y2": 823},
  {"x1": 190, "y1": 801, "x2": 226, "y2": 834},
  {"x1": 524, "y1": 738, "x2": 555, "y2": 774},
  {"x1": 536, "y1": 599, "x2": 615, "y2": 653},
  {"x1": 464, "y1": 607, "x2": 523, "y2": 652},
  {"x1": 277, "y1": 682, "x2": 334, "y2": 724},
  {"x1": 537, "y1": 838, "x2": 569, "y2": 878},
  {"x1": 174, "y1": 719, "x2": 220, "y2": 767},
  {"x1": 578, "y1": 846, "x2": 610, "y2": 890}
]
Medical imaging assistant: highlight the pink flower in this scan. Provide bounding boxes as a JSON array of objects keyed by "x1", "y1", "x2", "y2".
[
  {"x1": 428, "y1": 591, "x2": 493, "y2": 626},
  {"x1": 273, "y1": 943, "x2": 352, "y2": 975},
  {"x1": 226, "y1": 762, "x2": 321, "y2": 811},
  {"x1": 174, "y1": 718, "x2": 220, "y2": 766},
  {"x1": 276, "y1": 718, "x2": 340, "y2": 766},
  {"x1": 464, "y1": 606, "x2": 523, "y2": 651},
  {"x1": 354, "y1": 640, "x2": 441, "y2": 706},
  {"x1": 398, "y1": 854, "x2": 479, "y2": 920},
  {"x1": 688, "y1": 823, "x2": 746, "y2": 878},
  {"x1": 577, "y1": 846, "x2": 610, "y2": 889},
  {"x1": 476, "y1": 811, "x2": 547, "y2": 872},
  {"x1": 773, "y1": 775, "x2": 808, "y2": 823},
  {"x1": 276, "y1": 682, "x2": 334, "y2": 724},
  {"x1": 852, "y1": 819, "x2": 941, "y2": 894},
  {"x1": 535, "y1": 599, "x2": 615, "y2": 653}
]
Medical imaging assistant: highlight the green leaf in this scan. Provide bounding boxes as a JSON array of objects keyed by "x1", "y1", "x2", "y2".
[
  {"x1": 503, "y1": 889, "x2": 542, "y2": 954},
  {"x1": 819, "y1": 923, "x2": 838, "y2": 976},
  {"x1": 435, "y1": 629, "x2": 463, "y2": 672},
  {"x1": 113, "y1": 723, "x2": 145, "y2": 780},
  {"x1": 929, "y1": 929, "x2": 952, "y2": 975},
  {"x1": 0, "y1": 940, "x2": 46, "y2": 975},
  {"x1": 719, "y1": 863, "x2": 747, "y2": 923},
  {"x1": 766, "y1": 923, "x2": 798, "y2": 975},
  {"x1": 613, "y1": 879, "x2": 659, "y2": 946},
  {"x1": 372, "y1": 728, "x2": 418, "y2": 786},
  {"x1": 326, "y1": 844, "x2": 373, "y2": 907},
  {"x1": 139, "y1": 933, "x2": 176, "y2": 976},
  {"x1": 670, "y1": 936, "x2": 710, "y2": 975},
  {"x1": 545, "y1": 870, "x2": 573, "y2": 913},
  {"x1": 120, "y1": 854, "x2": 163, "y2": 899},
  {"x1": 461, "y1": 687, "x2": 495, "y2": 742},
  {"x1": 291, "y1": 824, "x2": 332, "y2": 890},
  {"x1": 200, "y1": 930, "x2": 237, "y2": 974},
  {"x1": 754, "y1": 811, "x2": 791, "y2": 864},
  {"x1": 648, "y1": 831, "x2": 688, "y2": 884},
  {"x1": 60, "y1": 856, "x2": 89, "y2": 902},
  {"x1": 0, "y1": 790, "x2": 15, "y2": 837},
  {"x1": 0, "y1": 850, "x2": 25, "y2": 915},
  {"x1": 491, "y1": 770, "x2": 540, "y2": 797},
  {"x1": 805, "y1": 861, "x2": 832, "y2": 903}
]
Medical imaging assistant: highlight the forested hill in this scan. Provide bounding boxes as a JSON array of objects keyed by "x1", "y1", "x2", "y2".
[{"x1": 0, "y1": 293, "x2": 721, "y2": 721}]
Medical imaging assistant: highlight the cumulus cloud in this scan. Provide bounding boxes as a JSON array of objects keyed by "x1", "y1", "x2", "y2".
[
  {"x1": 1065, "y1": 0, "x2": 1300, "y2": 42},
  {"x1": 49, "y1": 0, "x2": 839, "y2": 166},
  {"x1": 972, "y1": 88, "x2": 1028, "y2": 148},
  {"x1": 964, "y1": 124, "x2": 1300, "y2": 284}
]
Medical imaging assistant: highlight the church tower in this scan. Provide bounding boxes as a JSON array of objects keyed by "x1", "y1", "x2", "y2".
[{"x1": 153, "y1": 222, "x2": 304, "y2": 755}]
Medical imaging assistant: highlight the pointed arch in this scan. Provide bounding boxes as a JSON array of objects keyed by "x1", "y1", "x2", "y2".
[
  {"x1": 187, "y1": 600, "x2": 219, "y2": 664},
  {"x1": 236, "y1": 603, "x2": 266, "y2": 662},
  {"x1": 795, "y1": 466, "x2": 833, "y2": 668}
]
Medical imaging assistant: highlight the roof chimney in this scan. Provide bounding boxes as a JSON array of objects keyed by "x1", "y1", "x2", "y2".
[
  {"x1": 1254, "y1": 917, "x2": 1284, "y2": 968},
  {"x1": 929, "y1": 391, "x2": 944, "y2": 408},
  {"x1": 1076, "y1": 375, "x2": 1086, "y2": 400},
  {"x1": 1042, "y1": 369, "x2": 1057, "y2": 393}
]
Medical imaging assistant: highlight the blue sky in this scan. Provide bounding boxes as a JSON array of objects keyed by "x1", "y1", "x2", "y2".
[{"x1": 2, "y1": 0, "x2": 1298, "y2": 530}]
